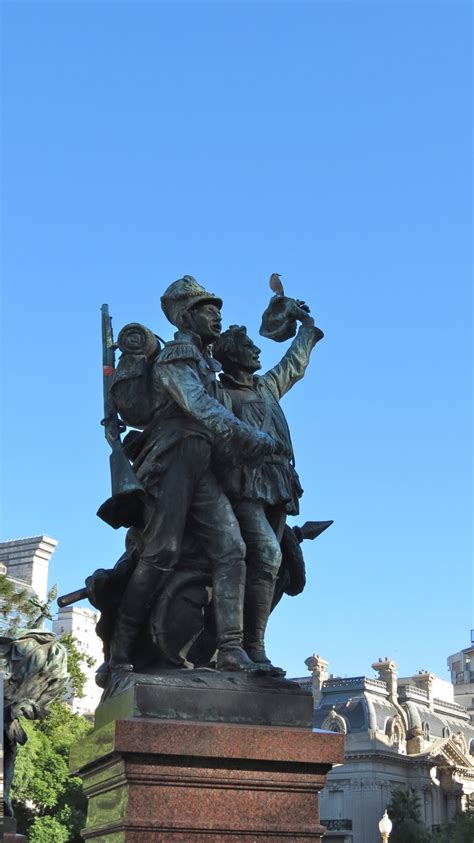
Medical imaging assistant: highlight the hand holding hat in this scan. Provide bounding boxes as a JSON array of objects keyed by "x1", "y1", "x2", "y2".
[{"x1": 260, "y1": 275, "x2": 319, "y2": 342}]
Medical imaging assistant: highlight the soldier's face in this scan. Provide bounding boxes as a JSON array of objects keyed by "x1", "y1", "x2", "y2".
[
  {"x1": 185, "y1": 303, "x2": 222, "y2": 343},
  {"x1": 235, "y1": 335, "x2": 261, "y2": 373}
]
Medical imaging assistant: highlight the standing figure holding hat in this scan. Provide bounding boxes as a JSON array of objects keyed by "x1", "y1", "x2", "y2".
[{"x1": 213, "y1": 296, "x2": 323, "y2": 675}]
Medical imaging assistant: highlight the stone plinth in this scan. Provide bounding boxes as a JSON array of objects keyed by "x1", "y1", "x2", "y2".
[
  {"x1": 71, "y1": 717, "x2": 344, "y2": 841},
  {"x1": 2, "y1": 817, "x2": 27, "y2": 842},
  {"x1": 95, "y1": 669, "x2": 314, "y2": 730}
]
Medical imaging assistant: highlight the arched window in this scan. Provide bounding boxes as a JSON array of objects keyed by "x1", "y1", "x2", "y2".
[
  {"x1": 442, "y1": 726, "x2": 450, "y2": 739},
  {"x1": 422, "y1": 722, "x2": 430, "y2": 740},
  {"x1": 393, "y1": 723, "x2": 402, "y2": 745},
  {"x1": 385, "y1": 715, "x2": 406, "y2": 750}
]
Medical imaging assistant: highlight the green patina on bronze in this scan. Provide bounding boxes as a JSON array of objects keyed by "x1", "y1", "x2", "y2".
[{"x1": 2, "y1": 614, "x2": 69, "y2": 826}]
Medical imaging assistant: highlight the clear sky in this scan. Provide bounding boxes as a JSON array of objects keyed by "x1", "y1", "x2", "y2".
[{"x1": 1, "y1": 1, "x2": 472, "y2": 683}]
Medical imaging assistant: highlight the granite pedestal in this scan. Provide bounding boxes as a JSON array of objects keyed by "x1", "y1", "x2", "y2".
[
  {"x1": 70, "y1": 671, "x2": 344, "y2": 841},
  {"x1": 2, "y1": 817, "x2": 27, "y2": 842}
]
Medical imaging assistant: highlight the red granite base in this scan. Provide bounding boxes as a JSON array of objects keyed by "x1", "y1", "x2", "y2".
[{"x1": 70, "y1": 718, "x2": 344, "y2": 841}]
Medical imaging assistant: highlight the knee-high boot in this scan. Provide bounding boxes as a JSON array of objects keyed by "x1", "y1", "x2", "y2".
[
  {"x1": 109, "y1": 561, "x2": 164, "y2": 670},
  {"x1": 244, "y1": 570, "x2": 285, "y2": 676},
  {"x1": 213, "y1": 561, "x2": 264, "y2": 673}
]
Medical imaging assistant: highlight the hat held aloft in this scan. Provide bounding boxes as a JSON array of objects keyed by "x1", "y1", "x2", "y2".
[{"x1": 259, "y1": 273, "x2": 298, "y2": 342}]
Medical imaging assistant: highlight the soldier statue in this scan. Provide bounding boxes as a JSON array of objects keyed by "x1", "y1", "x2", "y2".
[
  {"x1": 58, "y1": 274, "x2": 330, "y2": 691},
  {"x1": 106, "y1": 277, "x2": 284, "y2": 674}
]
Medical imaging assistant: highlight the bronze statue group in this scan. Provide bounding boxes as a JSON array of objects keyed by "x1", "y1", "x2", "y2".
[{"x1": 69, "y1": 276, "x2": 330, "y2": 686}]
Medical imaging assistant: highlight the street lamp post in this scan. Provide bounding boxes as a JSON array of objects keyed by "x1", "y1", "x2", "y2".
[{"x1": 379, "y1": 809, "x2": 392, "y2": 842}]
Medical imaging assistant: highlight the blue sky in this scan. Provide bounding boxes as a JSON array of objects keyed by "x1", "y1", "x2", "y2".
[{"x1": 1, "y1": 1, "x2": 472, "y2": 682}]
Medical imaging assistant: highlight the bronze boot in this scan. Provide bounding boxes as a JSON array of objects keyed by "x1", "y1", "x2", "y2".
[
  {"x1": 213, "y1": 561, "x2": 264, "y2": 673},
  {"x1": 244, "y1": 571, "x2": 286, "y2": 677},
  {"x1": 108, "y1": 560, "x2": 163, "y2": 671}
]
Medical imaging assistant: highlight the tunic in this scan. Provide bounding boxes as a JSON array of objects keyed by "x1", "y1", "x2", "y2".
[
  {"x1": 131, "y1": 329, "x2": 265, "y2": 497},
  {"x1": 217, "y1": 324, "x2": 319, "y2": 515}
]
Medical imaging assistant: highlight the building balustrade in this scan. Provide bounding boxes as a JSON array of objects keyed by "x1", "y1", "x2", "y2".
[{"x1": 321, "y1": 819, "x2": 353, "y2": 831}]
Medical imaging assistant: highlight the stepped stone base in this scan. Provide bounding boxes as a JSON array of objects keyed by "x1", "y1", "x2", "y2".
[
  {"x1": 95, "y1": 668, "x2": 314, "y2": 729},
  {"x1": 70, "y1": 717, "x2": 344, "y2": 841}
]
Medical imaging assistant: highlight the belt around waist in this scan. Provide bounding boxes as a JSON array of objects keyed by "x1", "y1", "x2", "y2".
[{"x1": 263, "y1": 455, "x2": 292, "y2": 465}]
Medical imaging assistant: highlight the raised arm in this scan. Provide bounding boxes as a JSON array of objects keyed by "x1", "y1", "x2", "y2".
[{"x1": 262, "y1": 303, "x2": 324, "y2": 399}]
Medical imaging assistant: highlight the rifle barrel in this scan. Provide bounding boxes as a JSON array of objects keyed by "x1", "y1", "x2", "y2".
[{"x1": 57, "y1": 587, "x2": 88, "y2": 608}]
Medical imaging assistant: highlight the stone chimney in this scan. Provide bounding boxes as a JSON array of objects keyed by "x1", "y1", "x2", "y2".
[
  {"x1": 372, "y1": 657, "x2": 398, "y2": 698},
  {"x1": 372, "y1": 657, "x2": 408, "y2": 729},
  {"x1": 305, "y1": 654, "x2": 329, "y2": 708},
  {"x1": 412, "y1": 670, "x2": 435, "y2": 710}
]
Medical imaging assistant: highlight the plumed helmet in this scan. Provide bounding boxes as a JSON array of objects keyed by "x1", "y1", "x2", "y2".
[{"x1": 161, "y1": 276, "x2": 223, "y2": 327}]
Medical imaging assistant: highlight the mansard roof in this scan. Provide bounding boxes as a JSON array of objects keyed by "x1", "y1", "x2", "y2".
[{"x1": 313, "y1": 672, "x2": 474, "y2": 750}]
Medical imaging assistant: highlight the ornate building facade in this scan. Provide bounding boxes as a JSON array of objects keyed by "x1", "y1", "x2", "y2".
[
  {"x1": 294, "y1": 655, "x2": 474, "y2": 843},
  {"x1": 448, "y1": 635, "x2": 474, "y2": 719}
]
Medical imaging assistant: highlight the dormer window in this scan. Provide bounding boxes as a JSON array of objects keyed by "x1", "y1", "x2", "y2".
[{"x1": 321, "y1": 709, "x2": 348, "y2": 735}]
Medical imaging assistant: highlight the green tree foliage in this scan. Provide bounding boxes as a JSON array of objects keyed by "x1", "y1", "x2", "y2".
[
  {"x1": 57, "y1": 632, "x2": 95, "y2": 699},
  {"x1": 392, "y1": 818, "x2": 432, "y2": 843},
  {"x1": 0, "y1": 577, "x2": 62, "y2": 635},
  {"x1": 12, "y1": 703, "x2": 92, "y2": 841},
  {"x1": 12, "y1": 701, "x2": 92, "y2": 843},
  {"x1": 28, "y1": 815, "x2": 70, "y2": 843},
  {"x1": 387, "y1": 786, "x2": 424, "y2": 825},
  {"x1": 387, "y1": 787, "x2": 432, "y2": 843},
  {"x1": 12, "y1": 719, "x2": 69, "y2": 809},
  {"x1": 0, "y1": 573, "x2": 38, "y2": 633},
  {"x1": 432, "y1": 807, "x2": 474, "y2": 843}
]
